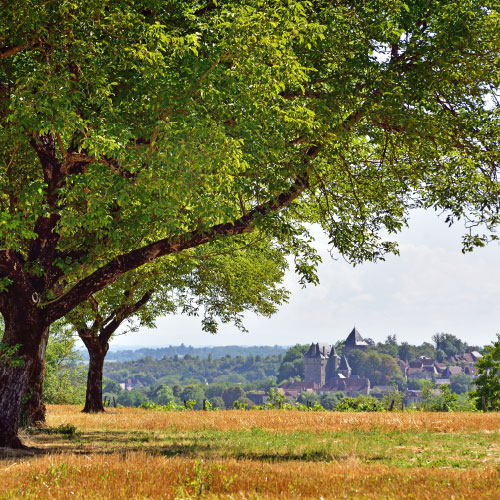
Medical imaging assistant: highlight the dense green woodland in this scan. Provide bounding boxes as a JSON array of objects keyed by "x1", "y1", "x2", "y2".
[
  {"x1": 103, "y1": 352, "x2": 282, "y2": 385},
  {"x1": 81, "y1": 344, "x2": 287, "y2": 362}
]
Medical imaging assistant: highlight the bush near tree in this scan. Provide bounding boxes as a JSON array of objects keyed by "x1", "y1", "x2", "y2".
[{"x1": 335, "y1": 395, "x2": 384, "y2": 412}]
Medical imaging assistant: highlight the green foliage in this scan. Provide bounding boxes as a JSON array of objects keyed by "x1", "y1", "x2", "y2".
[
  {"x1": 449, "y1": 374, "x2": 473, "y2": 395},
  {"x1": 438, "y1": 385, "x2": 459, "y2": 412},
  {"x1": 1, "y1": 0, "x2": 498, "y2": 321},
  {"x1": 103, "y1": 378, "x2": 123, "y2": 396},
  {"x1": 104, "y1": 353, "x2": 281, "y2": 387},
  {"x1": 419, "y1": 381, "x2": 458, "y2": 412},
  {"x1": 296, "y1": 391, "x2": 321, "y2": 406},
  {"x1": 180, "y1": 385, "x2": 206, "y2": 410},
  {"x1": 347, "y1": 350, "x2": 401, "y2": 386},
  {"x1": 117, "y1": 389, "x2": 148, "y2": 407},
  {"x1": 95, "y1": 345, "x2": 286, "y2": 362},
  {"x1": 266, "y1": 388, "x2": 287, "y2": 409},
  {"x1": 432, "y1": 333, "x2": 468, "y2": 358},
  {"x1": 139, "y1": 401, "x2": 186, "y2": 411},
  {"x1": 335, "y1": 395, "x2": 384, "y2": 412},
  {"x1": 232, "y1": 400, "x2": 248, "y2": 410},
  {"x1": 407, "y1": 378, "x2": 426, "y2": 390},
  {"x1": 319, "y1": 393, "x2": 343, "y2": 410},
  {"x1": 398, "y1": 342, "x2": 436, "y2": 362},
  {"x1": 156, "y1": 385, "x2": 175, "y2": 406},
  {"x1": 222, "y1": 386, "x2": 245, "y2": 409},
  {"x1": 43, "y1": 323, "x2": 86, "y2": 405},
  {"x1": 26, "y1": 423, "x2": 78, "y2": 438},
  {"x1": 388, "y1": 375, "x2": 407, "y2": 392},
  {"x1": 454, "y1": 393, "x2": 477, "y2": 412},
  {"x1": 208, "y1": 396, "x2": 225, "y2": 410},
  {"x1": 381, "y1": 386, "x2": 405, "y2": 411},
  {"x1": 276, "y1": 344, "x2": 308, "y2": 383},
  {"x1": 0, "y1": 343, "x2": 24, "y2": 368},
  {"x1": 470, "y1": 334, "x2": 500, "y2": 411}
]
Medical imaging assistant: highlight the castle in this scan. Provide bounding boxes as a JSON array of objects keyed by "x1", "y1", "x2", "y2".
[
  {"x1": 280, "y1": 327, "x2": 371, "y2": 398},
  {"x1": 304, "y1": 327, "x2": 369, "y2": 385}
]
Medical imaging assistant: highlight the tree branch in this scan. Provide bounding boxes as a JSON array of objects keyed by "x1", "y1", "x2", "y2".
[
  {"x1": 0, "y1": 42, "x2": 30, "y2": 59},
  {"x1": 43, "y1": 168, "x2": 312, "y2": 323},
  {"x1": 99, "y1": 291, "x2": 152, "y2": 343}
]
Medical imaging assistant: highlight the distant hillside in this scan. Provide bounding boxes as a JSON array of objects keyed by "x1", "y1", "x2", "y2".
[
  {"x1": 103, "y1": 352, "x2": 283, "y2": 386},
  {"x1": 80, "y1": 344, "x2": 287, "y2": 362}
]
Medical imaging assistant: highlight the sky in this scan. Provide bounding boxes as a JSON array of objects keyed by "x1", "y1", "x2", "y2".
[{"x1": 110, "y1": 209, "x2": 500, "y2": 349}]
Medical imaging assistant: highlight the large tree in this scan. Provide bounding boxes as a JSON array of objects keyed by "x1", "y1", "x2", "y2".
[{"x1": 1, "y1": 1, "x2": 499, "y2": 447}]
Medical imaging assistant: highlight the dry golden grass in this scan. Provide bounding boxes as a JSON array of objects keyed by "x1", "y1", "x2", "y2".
[
  {"x1": 1, "y1": 453, "x2": 500, "y2": 499},
  {"x1": 2, "y1": 406, "x2": 500, "y2": 499},
  {"x1": 46, "y1": 405, "x2": 500, "y2": 433}
]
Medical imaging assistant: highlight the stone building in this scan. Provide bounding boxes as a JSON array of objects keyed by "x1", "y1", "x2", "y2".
[
  {"x1": 304, "y1": 327, "x2": 369, "y2": 385},
  {"x1": 293, "y1": 327, "x2": 371, "y2": 396}
]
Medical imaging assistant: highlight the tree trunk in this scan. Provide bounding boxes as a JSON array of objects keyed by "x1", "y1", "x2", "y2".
[
  {"x1": 0, "y1": 302, "x2": 45, "y2": 448},
  {"x1": 0, "y1": 360, "x2": 33, "y2": 448},
  {"x1": 82, "y1": 338, "x2": 109, "y2": 413},
  {"x1": 22, "y1": 327, "x2": 50, "y2": 427}
]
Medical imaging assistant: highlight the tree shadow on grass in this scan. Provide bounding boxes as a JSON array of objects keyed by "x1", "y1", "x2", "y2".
[{"x1": 2, "y1": 428, "x2": 390, "y2": 464}]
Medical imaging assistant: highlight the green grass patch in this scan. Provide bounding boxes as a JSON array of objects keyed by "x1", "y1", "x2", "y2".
[{"x1": 21, "y1": 427, "x2": 500, "y2": 469}]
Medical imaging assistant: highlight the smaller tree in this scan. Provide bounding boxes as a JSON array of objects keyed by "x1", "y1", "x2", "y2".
[
  {"x1": 398, "y1": 342, "x2": 413, "y2": 363},
  {"x1": 180, "y1": 385, "x2": 206, "y2": 410},
  {"x1": 388, "y1": 375, "x2": 407, "y2": 392},
  {"x1": 208, "y1": 396, "x2": 225, "y2": 410},
  {"x1": 67, "y1": 235, "x2": 289, "y2": 413},
  {"x1": 471, "y1": 335, "x2": 500, "y2": 411}
]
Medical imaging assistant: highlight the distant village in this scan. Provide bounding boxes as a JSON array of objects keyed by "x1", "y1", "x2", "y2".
[{"x1": 279, "y1": 327, "x2": 482, "y2": 404}]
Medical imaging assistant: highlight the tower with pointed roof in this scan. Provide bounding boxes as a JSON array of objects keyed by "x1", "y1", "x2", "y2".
[
  {"x1": 327, "y1": 345, "x2": 340, "y2": 380},
  {"x1": 342, "y1": 326, "x2": 368, "y2": 355}
]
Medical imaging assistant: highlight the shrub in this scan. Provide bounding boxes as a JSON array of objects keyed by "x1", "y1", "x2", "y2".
[{"x1": 335, "y1": 395, "x2": 384, "y2": 412}]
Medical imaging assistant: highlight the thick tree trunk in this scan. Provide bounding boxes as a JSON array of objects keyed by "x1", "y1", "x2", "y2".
[
  {"x1": 22, "y1": 327, "x2": 50, "y2": 427},
  {"x1": 82, "y1": 339, "x2": 109, "y2": 413},
  {"x1": 0, "y1": 360, "x2": 33, "y2": 448},
  {"x1": 0, "y1": 301, "x2": 45, "y2": 448}
]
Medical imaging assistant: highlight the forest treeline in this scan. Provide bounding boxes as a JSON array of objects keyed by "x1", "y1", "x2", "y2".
[
  {"x1": 103, "y1": 352, "x2": 282, "y2": 386},
  {"x1": 82, "y1": 344, "x2": 287, "y2": 362}
]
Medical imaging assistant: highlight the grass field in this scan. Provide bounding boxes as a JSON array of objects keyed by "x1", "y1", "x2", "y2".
[{"x1": 1, "y1": 406, "x2": 500, "y2": 499}]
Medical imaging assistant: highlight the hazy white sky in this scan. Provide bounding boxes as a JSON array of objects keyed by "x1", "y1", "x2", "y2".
[{"x1": 112, "y1": 209, "x2": 500, "y2": 349}]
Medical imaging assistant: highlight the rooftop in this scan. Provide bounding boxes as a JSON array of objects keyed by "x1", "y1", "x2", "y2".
[{"x1": 344, "y1": 327, "x2": 369, "y2": 347}]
